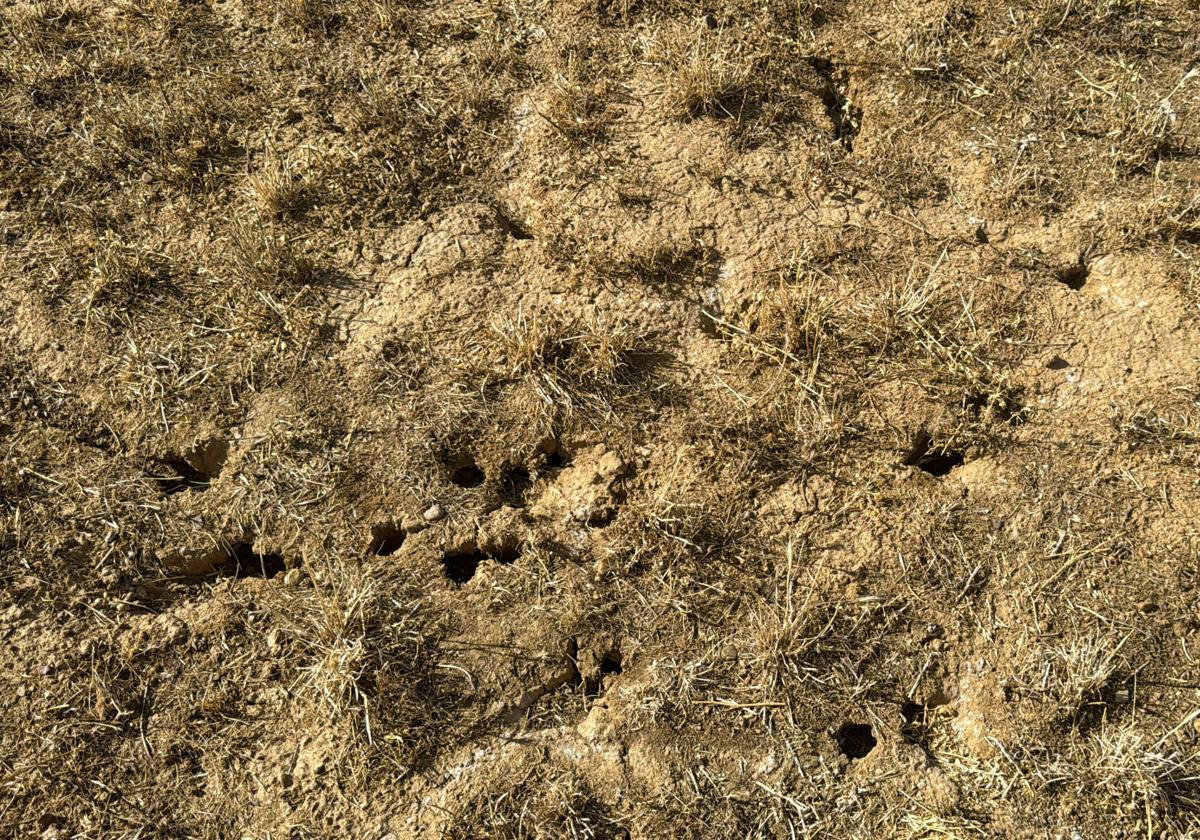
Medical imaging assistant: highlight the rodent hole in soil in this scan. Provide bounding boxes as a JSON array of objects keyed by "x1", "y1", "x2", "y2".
[
  {"x1": 489, "y1": 541, "x2": 521, "y2": 565},
  {"x1": 220, "y1": 542, "x2": 286, "y2": 579},
  {"x1": 901, "y1": 701, "x2": 925, "y2": 744},
  {"x1": 1047, "y1": 356, "x2": 1071, "y2": 370},
  {"x1": 367, "y1": 521, "x2": 405, "y2": 556},
  {"x1": 449, "y1": 457, "x2": 485, "y2": 488},
  {"x1": 903, "y1": 429, "x2": 964, "y2": 476},
  {"x1": 585, "y1": 649, "x2": 624, "y2": 698},
  {"x1": 151, "y1": 457, "x2": 212, "y2": 494},
  {"x1": 443, "y1": 550, "x2": 483, "y2": 583},
  {"x1": 149, "y1": 440, "x2": 228, "y2": 495},
  {"x1": 807, "y1": 57, "x2": 861, "y2": 150},
  {"x1": 966, "y1": 391, "x2": 1025, "y2": 425},
  {"x1": 836, "y1": 722, "x2": 876, "y2": 759},
  {"x1": 541, "y1": 442, "x2": 571, "y2": 470},
  {"x1": 442, "y1": 542, "x2": 520, "y2": 583},
  {"x1": 1057, "y1": 260, "x2": 1088, "y2": 291},
  {"x1": 500, "y1": 465, "x2": 531, "y2": 504}
]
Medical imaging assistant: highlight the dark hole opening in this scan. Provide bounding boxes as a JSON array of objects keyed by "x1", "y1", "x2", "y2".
[
  {"x1": 489, "y1": 542, "x2": 521, "y2": 565},
  {"x1": 807, "y1": 56, "x2": 861, "y2": 150},
  {"x1": 543, "y1": 447, "x2": 571, "y2": 469},
  {"x1": 585, "y1": 649, "x2": 624, "y2": 697},
  {"x1": 443, "y1": 550, "x2": 485, "y2": 584},
  {"x1": 450, "y1": 460, "x2": 485, "y2": 488},
  {"x1": 901, "y1": 701, "x2": 926, "y2": 744},
  {"x1": 151, "y1": 457, "x2": 211, "y2": 495},
  {"x1": 836, "y1": 722, "x2": 876, "y2": 759},
  {"x1": 221, "y1": 542, "x2": 286, "y2": 579},
  {"x1": 368, "y1": 522, "x2": 405, "y2": 556},
  {"x1": 500, "y1": 465, "x2": 531, "y2": 504},
  {"x1": 965, "y1": 391, "x2": 1026, "y2": 425},
  {"x1": 903, "y1": 430, "x2": 964, "y2": 476},
  {"x1": 600, "y1": 651, "x2": 623, "y2": 676},
  {"x1": 1057, "y1": 261, "x2": 1088, "y2": 291},
  {"x1": 1047, "y1": 356, "x2": 1070, "y2": 370}
]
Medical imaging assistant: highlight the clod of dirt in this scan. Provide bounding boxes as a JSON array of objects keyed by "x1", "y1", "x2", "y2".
[
  {"x1": 423, "y1": 503, "x2": 445, "y2": 522},
  {"x1": 1057, "y1": 259, "x2": 1088, "y2": 291},
  {"x1": 532, "y1": 444, "x2": 628, "y2": 526},
  {"x1": 903, "y1": 429, "x2": 964, "y2": 476},
  {"x1": 836, "y1": 722, "x2": 876, "y2": 759},
  {"x1": 500, "y1": 643, "x2": 581, "y2": 725},
  {"x1": 367, "y1": 521, "x2": 405, "y2": 556}
]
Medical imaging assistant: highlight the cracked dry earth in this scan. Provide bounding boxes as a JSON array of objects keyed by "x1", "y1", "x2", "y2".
[{"x1": 2, "y1": 0, "x2": 1200, "y2": 837}]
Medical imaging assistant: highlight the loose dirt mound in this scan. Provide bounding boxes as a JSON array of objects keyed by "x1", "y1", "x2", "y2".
[{"x1": 2, "y1": 0, "x2": 1199, "y2": 836}]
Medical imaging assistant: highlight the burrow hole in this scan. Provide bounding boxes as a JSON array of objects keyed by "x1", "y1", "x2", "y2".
[
  {"x1": 901, "y1": 701, "x2": 926, "y2": 744},
  {"x1": 966, "y1": 390, "x2": 1026, "y2": 426},
  {"x1": 585, "y1": 648, "x2": 624, "y2": 698},
  {"x1": 1047, "y1": 356, "x2": 1071, "y2": 370},
  {"x1": 1057, "y1": 259, "x2": 1088, "y2": 291},
  {"x1": 152, "y1": 457, "x2": 211, "y2": 494},
  {"x1": 441, "y1": 541, "x2": 521, "y2": 584},
  {"x1": 903, "y1": 429, "x2": 964, "y2": 476},
  {"x1": 835, "y1": 721, "x2": 876, "y2": 759},
  {"x1": 541, "y1": 442, "x2": 571, "y2": 470},
  {"x1": 500, "y1": 464, "x2": 532, "y2": 505},
  {"x1": 218, "y1": 542, "x2": 286, "y2": 580},
  {"x1": 448, "y1": 454, "x2": 485, "y2": 488},
  {"x1": 807, "y1": 57, "x2": 861, "y2": 150},
  {"x1": 150, "y1": 440, "x2": 228, "y2": 495},
  {"x1": 367, "y1": 521, "x2": 405, "y2": 556}
]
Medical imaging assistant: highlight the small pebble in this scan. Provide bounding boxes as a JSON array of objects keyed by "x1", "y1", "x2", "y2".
[
  {"x1": 423, "y1": 503, "x2": 444, "y2": 522},
  {"x1": 283, "y1": 568, "x2": 304, "y2": 587}
]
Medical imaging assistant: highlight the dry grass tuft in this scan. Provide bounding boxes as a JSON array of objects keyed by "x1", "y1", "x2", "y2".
[
  {"x1": 227, "y1": 220, "x2": 319, "y2": 290},
  {"x1": 1067, "y1": 721, "x2": 1200, "y2": 823},
  {"x1": 540, "y1": 62, "x2": 613, "y2": 143},
  {"x1": 247, "y1": 150, "x2": 317, "y2": 220},
  {"x1": 654, "y1": 25, "x2": 756, "y2": 121}
]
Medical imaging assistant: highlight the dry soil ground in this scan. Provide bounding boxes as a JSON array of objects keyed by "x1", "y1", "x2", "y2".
[{"x1": 2, "y1": 0, "x2": 1200, "y2": 837}]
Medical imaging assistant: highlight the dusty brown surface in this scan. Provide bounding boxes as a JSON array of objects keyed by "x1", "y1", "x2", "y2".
[{"x1": 2, "y1": 0, "x2": 1200, "y2": 837}]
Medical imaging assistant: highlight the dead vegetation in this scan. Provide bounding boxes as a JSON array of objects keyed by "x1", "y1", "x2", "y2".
[{"x1": 2, "y1": 0, "x2": 1200, "y2": 836}]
